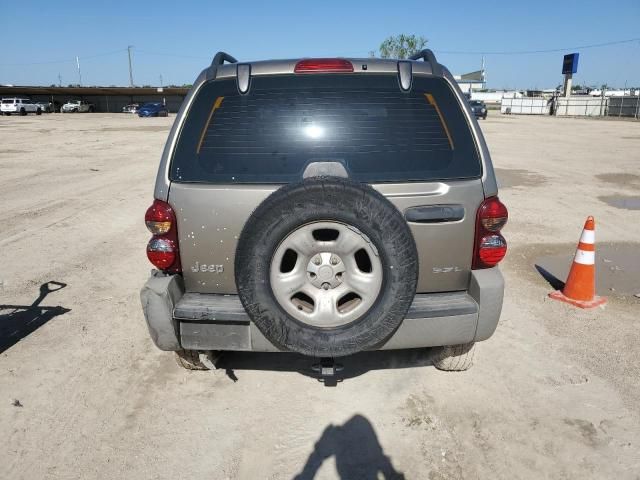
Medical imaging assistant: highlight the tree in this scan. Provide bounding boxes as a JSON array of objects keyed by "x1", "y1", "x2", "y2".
[{"x1": 377, "y1": 34, "x2": 427, "y2": 59}]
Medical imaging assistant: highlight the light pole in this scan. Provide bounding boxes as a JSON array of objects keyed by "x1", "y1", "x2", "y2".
[
  {"x1": 127, "y1": 45, "x2": 134, "y2": 87},
  {"x1": 76, "y1": 56, "x2": 82, "y2": 86}
]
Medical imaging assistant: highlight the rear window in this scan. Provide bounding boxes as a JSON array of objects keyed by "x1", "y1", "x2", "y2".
[
  {"x1": 171, "y1": 74, "x2": 481, "y2": 184},
  {"x1": 1, "y1": 99, "x2": 15, "y2": 104}
]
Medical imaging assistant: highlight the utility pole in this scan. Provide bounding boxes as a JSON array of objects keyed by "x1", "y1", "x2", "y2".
[
  {"x1": 76, "y1": 56, "x2": 82, "y2": 86},
  {"x1": 159, "y1": 74, "x2": 163, "y2": 87},
  {"x1": 127, "y1": 45, "x2": 134, "y2": 87},
  {"x1": 58, "y1": 74, "x2": 62, "y2": 87}
]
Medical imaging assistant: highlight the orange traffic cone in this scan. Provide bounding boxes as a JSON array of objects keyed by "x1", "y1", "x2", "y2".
[{"x1": 549, "y1": 216, "x2": 607, "y2": 308}]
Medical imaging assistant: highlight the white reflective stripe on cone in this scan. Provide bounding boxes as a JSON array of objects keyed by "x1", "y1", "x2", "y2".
[
  {"x1": 574, "y1": 249, "x2": 595, "y2": 265},
  {"x1": 579, "y1": 229, "x2": 595, "y2": 244}
]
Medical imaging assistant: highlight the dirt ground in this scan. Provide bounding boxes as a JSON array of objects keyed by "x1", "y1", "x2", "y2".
[{"x1": 1, "y1": 112, "x2": 639, "y2": 479}]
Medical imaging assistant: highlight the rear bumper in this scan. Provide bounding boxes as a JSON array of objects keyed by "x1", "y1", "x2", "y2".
[{"x1": 140, "y1": 268, "x2": 504, "y2": 352}]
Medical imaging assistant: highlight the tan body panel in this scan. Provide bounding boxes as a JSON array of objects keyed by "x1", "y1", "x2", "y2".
[{"x1": 169, "y1": 179, "x2": 483, "y2": 294}]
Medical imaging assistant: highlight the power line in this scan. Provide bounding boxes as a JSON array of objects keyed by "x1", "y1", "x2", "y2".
[
  {"x1": 81, "y1": 48, "x2": 128, "y2": 61},
  {"x1": 4, "y1": 37, "x2": 639, "y2": 67},
  {"x1": 135, "y1": 50, "x2": 210, "y2": 60},
  {"x1": 5, "y1": 48, "x2": 127, "y2": 66},
  {"x1": 434, "y1": 37, "x2": 640, "y2": 55}
]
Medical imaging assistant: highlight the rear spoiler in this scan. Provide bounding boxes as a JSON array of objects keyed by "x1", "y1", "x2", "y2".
[
  {"x1": 409, "y1": 49, "x2": 442, "y2": 76},
  {"x1": 206, "y1": 51, "x2": 250, "y2": 94}
]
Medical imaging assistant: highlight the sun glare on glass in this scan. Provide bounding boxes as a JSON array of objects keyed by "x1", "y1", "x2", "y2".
[{"x1": 304, "y1": 125, "x2": 324, "y2": 139}]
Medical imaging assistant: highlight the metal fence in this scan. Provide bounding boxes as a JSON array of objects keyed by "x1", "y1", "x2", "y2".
[
  {"x1": 500, "y1": 98, "x2": 549, "y2": 115},
  {"x1": 608, "y1": 96, "x2": 640, "y2": 118},
  {"x1": 498, "y1": 95, "x2": 640, "y2": 119},
  {"x1": 555, "y1": 97, "x2": 607, "y2": 117}
]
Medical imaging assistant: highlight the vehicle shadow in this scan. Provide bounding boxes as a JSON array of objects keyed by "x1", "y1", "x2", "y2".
[
  {"x1": 217, "y1": 347, "x2": 436, "y2": 385},
  {"x1": 0, "y1": 281, "x2": 70, "y2": 353},
  {"x1": 293, "y1": 414, "x2": 405, "y2": 479}
]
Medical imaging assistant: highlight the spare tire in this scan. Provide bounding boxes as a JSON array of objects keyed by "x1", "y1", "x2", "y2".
[{"x1": 235, "y1": 177, "x2": 418, "y2": 357}]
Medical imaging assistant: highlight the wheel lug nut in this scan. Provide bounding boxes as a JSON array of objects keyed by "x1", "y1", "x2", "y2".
[
  {"x1": 313, "y1": 257, "x2": 321, "y2": 265},
  {"x1": 330, "y1": 256, "x2": 339, "y2": 265},
  {"x1": 322, "y1": 282, "x2": 330, "y2": 290}
]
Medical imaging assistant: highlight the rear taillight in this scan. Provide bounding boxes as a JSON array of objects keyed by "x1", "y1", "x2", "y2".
[
  {"x1": 147, "y1": 238, "x2": 177, "y2": 269},
  {"x1": 294, "y1": 59, "x2": 354, "y2": 73},
  {"x1": 145, "y1": 200, "x2": 173, "y2": 234},
  {"x1": 473, "y1": 197, "x2": 508, "y2": 269},
  {"x1": 145, "y1": 199, "x2": 181, "y2": 272}
]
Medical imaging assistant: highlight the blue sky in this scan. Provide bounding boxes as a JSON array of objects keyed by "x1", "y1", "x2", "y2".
[{"x1": 2, "y1": 0, "x2": 639, "y2": 89}]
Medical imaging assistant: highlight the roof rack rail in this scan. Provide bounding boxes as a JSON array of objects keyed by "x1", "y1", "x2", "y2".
[
  {"x1": 207, "y1": 51, "x2": 238, "y2": 80},
  {"x1": 211, "y1": 51, "x2": 238, "y2": 68},
  {"x1": 409, "y1": 49, "x2": 442, "y2": 76}
]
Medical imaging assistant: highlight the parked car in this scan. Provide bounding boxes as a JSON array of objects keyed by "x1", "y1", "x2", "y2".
[
  {"x1": 122, "y1": 103, "x2": 141, "y2": 114},
  {"x1": 61, "y1": 100, "x2": 95, "y2": 113},
  {"x1": 137, "y1": 102, "x2": 168, "y2": 117},
  {"x1": 34, "y1": 101, "x2": 53, "y2": 113},
  {"x1": 141, "y1": 50, "x2": 507, "y2": 375},
  {"x1": 1, "y1": 98, "x2": 42, "y2": 115},
  {"x1": 469, "y1": 100, "x2": 488, "y2": 120}
]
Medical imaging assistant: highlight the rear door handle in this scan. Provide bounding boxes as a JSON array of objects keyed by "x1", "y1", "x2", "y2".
[{"x1": 404, "y1": 205, "x2": 465, "y2": 223}]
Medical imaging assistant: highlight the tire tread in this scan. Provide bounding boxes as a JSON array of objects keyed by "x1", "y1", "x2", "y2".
[
  {"x1": 433, "y1": 343, "x2": 475, "y2": 371},
  {"x1": 174, "y1": 350, "x2": 208, "y2": 370}
]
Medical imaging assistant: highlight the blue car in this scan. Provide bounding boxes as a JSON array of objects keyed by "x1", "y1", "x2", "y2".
[{"x1": 138, "y1": 102, "x2": 169, "y2": 117}]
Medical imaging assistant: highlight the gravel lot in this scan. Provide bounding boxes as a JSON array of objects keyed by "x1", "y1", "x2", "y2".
[{"x1": 1, "y1": 112, "x2": 639, "y2": 479}]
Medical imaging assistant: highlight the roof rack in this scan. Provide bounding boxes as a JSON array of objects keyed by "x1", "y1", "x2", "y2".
[
  {"x1": 207, "y1": 51, "x2": 238, "y2": 80},
  {"x1": 211, "y1": 51, "x2": 238, "y2": 68},
  {"x1": 409, "y1": 49, "x2": 442, "y2": 76}
]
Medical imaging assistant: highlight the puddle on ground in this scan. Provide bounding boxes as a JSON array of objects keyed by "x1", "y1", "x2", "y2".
[
  {"x1": 494, "y1": 168, "x2": 547, "y2": 189},
  {"x1": 510, "y1": 242, "x2": 640, "y2": 298},
  {"x1": 595, "y1": 173, "x2": 640, "y2": 188},
  {"x1": 599, "y1": 195, "x2": 640, "y2": 210}
]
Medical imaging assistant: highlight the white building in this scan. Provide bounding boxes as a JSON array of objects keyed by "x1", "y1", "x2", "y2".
[{"x1": 454, "y1": 70, "x2": 485, "y2": 94}]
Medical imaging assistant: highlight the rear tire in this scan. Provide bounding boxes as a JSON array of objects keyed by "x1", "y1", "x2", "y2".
[
  {"x1": 174, "y1": 350, "x2": 209, "y2": 370},
  {"x1": 20, "y1": 108, "x2": 26, "y2": 116},
  {"x1": 36, "y1": 108, "x2": 42, "y2": 115},
  {"x1": 433, "y1": 343, "x2": 476, "y2": 371}
]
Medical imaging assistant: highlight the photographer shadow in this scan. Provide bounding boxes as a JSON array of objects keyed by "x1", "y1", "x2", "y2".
[
  {"x1": 294, "y1": 414, "x2": 405, "y2": 479},
  {"x1": 0, "y1": 281, "x2": 70, "y2": 353}
]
